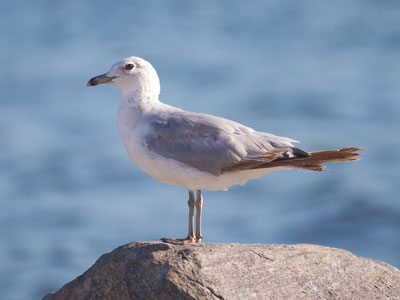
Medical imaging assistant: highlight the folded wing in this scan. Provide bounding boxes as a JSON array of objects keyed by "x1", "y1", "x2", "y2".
[{"x1": 143, "y1": 111, "x2": 306, "y2": 175}]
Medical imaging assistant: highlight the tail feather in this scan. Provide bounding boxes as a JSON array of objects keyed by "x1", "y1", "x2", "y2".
[
  {"x1": 309, "y1": 147, "x2": 363, "y2": 164},
  {"x1": 221, "y1": 147, "x2": 364, "y2": 174},
  {"x1": 258, "y1": 147, "x2": 364, "y2": 171}
]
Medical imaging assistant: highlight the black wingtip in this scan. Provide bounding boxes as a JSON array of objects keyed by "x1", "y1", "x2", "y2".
[{"x1": 291, "y1": 147, "x2": 310, "y2": 158}]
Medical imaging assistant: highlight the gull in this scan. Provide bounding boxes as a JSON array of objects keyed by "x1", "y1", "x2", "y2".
[{"x1": 87, "y1": 56, "x2": 362, "y2": 244}]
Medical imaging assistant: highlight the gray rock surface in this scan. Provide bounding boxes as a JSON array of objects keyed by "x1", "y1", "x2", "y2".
[{"x1": 43, "y1": 242, "x2": 400, "y2": 300}]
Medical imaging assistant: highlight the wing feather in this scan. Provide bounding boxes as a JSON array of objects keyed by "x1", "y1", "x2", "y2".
[{"x1": 143, "y1": 111, "x2": 298, "y2": 175}]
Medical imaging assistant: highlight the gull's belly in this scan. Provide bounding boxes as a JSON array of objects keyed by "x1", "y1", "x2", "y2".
[
  {"x1": 119, "y1": 126, "x2": 287, "y2": 190},
  {"x1": 120, "y1": 127, "x2": 218, "y2": 189}
]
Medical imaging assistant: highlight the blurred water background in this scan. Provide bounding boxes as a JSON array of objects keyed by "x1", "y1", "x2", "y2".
[{"x1": 1, "y1": 1, "x2": 400, "y2": 299}]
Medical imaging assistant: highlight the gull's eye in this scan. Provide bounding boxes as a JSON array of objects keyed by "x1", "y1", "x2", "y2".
[{"x1": 125, "y1": 63, "x2": 134, "y2": 70}]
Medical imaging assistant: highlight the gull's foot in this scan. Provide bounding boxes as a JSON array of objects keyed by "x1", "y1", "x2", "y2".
[
  {"x1": 160, "y1": 236, "x2": 197, "y2": 245},
  {"x1": 195, "y1": 235, "x2": 203, "y2": 243}
]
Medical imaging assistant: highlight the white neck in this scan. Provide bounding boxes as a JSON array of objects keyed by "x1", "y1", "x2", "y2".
[
  {"x1": 117, "y1": 87, "x2": 161, "y2": 138},
  {"x1": 120, "y1": 88, "x2": 160, "y2": 112}
]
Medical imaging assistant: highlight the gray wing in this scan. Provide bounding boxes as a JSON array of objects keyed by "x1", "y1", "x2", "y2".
[{"x1": 144, "y1": 110, "x2": 301, "y2": 175}]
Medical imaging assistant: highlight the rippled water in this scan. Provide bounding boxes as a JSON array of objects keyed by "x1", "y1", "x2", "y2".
[{"x1": 1, "y1": 1, "x2": 400, "y2": 299}]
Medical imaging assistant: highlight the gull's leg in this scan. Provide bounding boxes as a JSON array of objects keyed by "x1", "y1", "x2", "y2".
[
  {"x1": 187, "y1": 190, "x2": 195, "y2": 240},
  {"x1": 195, "y1": 190, "x2": 203, "y2": 243},
  {"x1": 161, "y1": 190, "x2": 196, "y2": 244}
]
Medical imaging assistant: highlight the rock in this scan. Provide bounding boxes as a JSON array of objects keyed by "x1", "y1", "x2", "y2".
[{"x1": 43, "y1": 242, "x2": 400, "y2": 300}]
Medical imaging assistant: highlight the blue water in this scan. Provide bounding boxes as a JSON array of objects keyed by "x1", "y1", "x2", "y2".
[{"x1": 1, "y1": 1, "x2": 400, "y2": 299}]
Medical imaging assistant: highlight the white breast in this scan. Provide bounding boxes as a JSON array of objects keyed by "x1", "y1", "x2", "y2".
[{"x1": 118, "y1": 105, "x2": 209, "y2": 187}]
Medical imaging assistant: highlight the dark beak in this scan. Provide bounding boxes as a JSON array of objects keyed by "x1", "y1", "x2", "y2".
[{"x1": 86, "y1": 73, "x2": 115, "y2": 87}]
